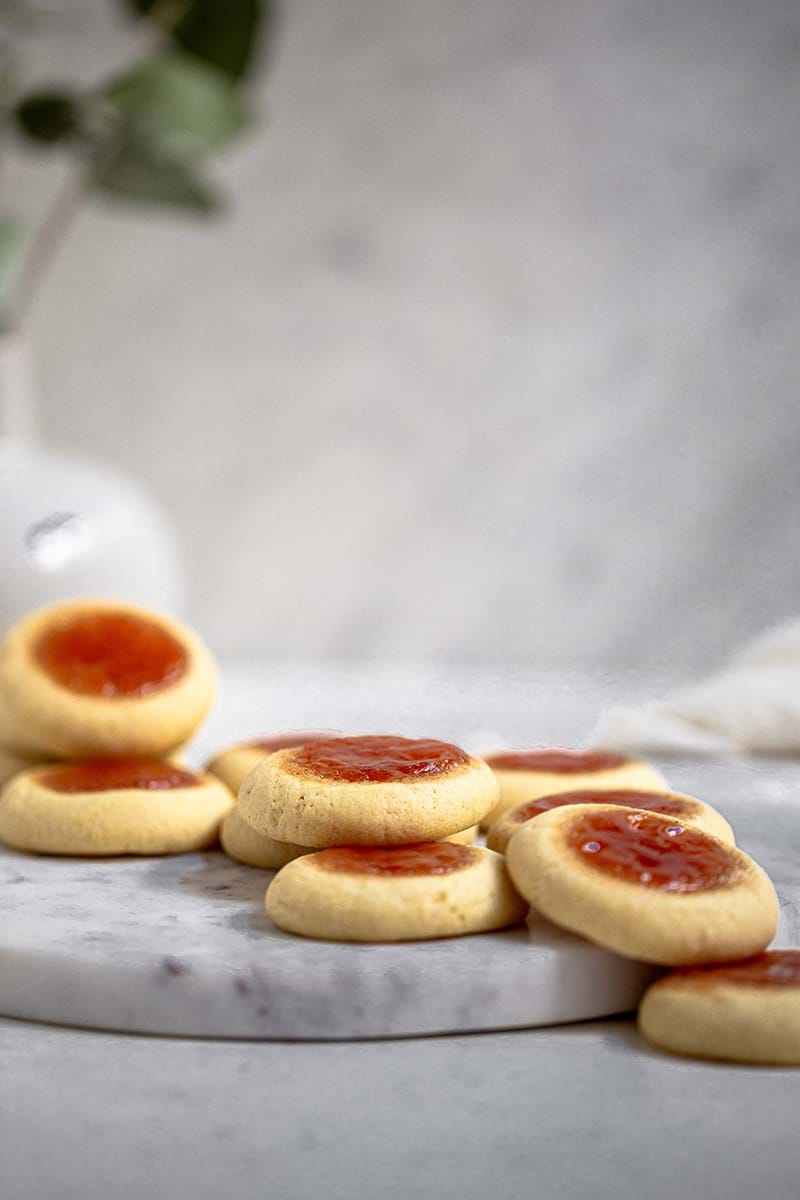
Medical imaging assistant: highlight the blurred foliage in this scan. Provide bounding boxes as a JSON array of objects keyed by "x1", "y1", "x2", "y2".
[
  {"x1": 0, "y1": 0, "x2": 273, "y2": 323},
  {"x1": 125, "y1": 0, "x2": 265, "y2": 80},
  {"x1": 9, "y1": 1, "x2": 270, "y2": 205}
]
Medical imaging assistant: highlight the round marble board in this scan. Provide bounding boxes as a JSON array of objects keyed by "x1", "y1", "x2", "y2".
[
  {"x1": 0, "y1": 843, "x2": 656, "y2": 1039},
  {"x1": 2, "y1": 754, "x2": 799, "y2": 1040}
]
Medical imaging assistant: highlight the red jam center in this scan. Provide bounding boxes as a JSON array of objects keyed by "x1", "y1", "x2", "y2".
[
  {"x1": 567, "y1": 809, "x2": 737, "y2": 892},
  {"x1": 288, "y1": 735, "x2": 469, "y2": 783},
  {"x1": 36, "y1": 612, "x2": 187, "y2": 699},
  {"x1": 313, "y1": 843, "x2": 478, "y2": 876},
  {"x1": 682, "y1": 950, "x2": 800, "y2": 989},
  {"x1": 511, "y1": 789, "x2": 690, "y2": 824},
  {"x1": 248, "y1": 732, "x2": 330, "y2": 752},
  {"x1": 486, "y1": 748, "x2": 629, "y2": 773},
  {"x1": 38, "y1": 758, "x2": 199, "y2": 793}
]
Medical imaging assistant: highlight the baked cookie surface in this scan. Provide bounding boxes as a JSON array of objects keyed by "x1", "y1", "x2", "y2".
[
  {"x1": 506, "y1": 803, "x2": 777, "y2": 965},
  {"x1": 206, "y1": 731, "x2": 331, "y2": 796},
  {"x1": 265, "y1": 842, "x2": 527, "y2": 941},
  {"x1": 220, "y1": 806, "x2": 314, "y2": 870},
  {"x1": 481, "y1": 748, "x2": 667, "y2": 827},
  {"x1": 487, "y1": 788, "x2": 733, "y2": 854},
  {"x1": 221, "y1": 807, "x2": 481, "y2": 871},
  {"x1": 0, "y1": 600, "x2": 216, "y2": 757},
  {"x1": 0, "y1": 757, "x2": 232, "y2": 856},
  {"x1": 0, "y1": 743, "x2": 44, "y2": 789},
  {"x1": 239, "y1": 734, "x2": 499, "y2": 846},
  {"x1": 639, "y1": 950, "x2": 800, "y2": 1064}
]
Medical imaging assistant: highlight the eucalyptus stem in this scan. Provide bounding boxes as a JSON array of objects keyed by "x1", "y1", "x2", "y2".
[
  {"x1": 7, "y1": 0, "x2": 186, "y2": 326},
  {"x1": 10, "y1": 159, "x2": 88, "y2": 324}
]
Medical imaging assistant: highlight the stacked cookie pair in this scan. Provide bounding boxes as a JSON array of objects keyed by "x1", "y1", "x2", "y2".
[
  {"x1": 215, "y1": 733, "x2": 528, "y2": 941},
  {"x1": 474, "y1": 754, "x2": 795, "y2": 1064},
  {"x1": 0, "y1": 600, "x2": 231, "y2": 856}
]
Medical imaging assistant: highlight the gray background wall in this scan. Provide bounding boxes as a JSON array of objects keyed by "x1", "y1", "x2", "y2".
[{"x1": 13, "y1": 0, "x2": 800, "y2": 668}]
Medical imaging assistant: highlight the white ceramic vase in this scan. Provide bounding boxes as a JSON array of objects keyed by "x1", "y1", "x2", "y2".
[{"x1": 0, "y1": 332, "x2": 185, "y2": 631}]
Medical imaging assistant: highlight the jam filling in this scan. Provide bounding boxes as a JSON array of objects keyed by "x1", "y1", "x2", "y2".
[
  {"x1": 486, "y1": 748, "x2": 629, "y2": 773},
  {"x1": 312, "y1": 842, "x2": 478, "y2": 876},
  {"x1": 288, "y1": 735, "x2": 469, "y2": 783},
  {"x1": 510, "y1": 789, "x2": 691, "y2": 824},
  {"x1": 680, "y1": 950, "x2": 800, "y2": 989},
  {"x1": 38, "y1": 758, "x2": 199, "y2": 794},
  {"x1": 567, "y1": 809, "x2": 737, "y2": 892},
  {"x1": 36, "y1": 612, "x2": 187, "y2": 699}
]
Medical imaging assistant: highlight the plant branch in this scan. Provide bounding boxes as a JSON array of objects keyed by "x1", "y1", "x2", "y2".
[{"x1": 9, "y1": 158, "x2": 89, "y2": 325}]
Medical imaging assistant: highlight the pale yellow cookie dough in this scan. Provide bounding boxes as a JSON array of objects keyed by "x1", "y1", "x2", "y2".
[
  {"x1": 482, "y1": 750, "x2": 667, "y2": 828},
  {"x1": 487, "y1": 789, "x2": 733, "y2": 855},
  {"x1": 265, "y1": 843, "x2": 528, "y2": 941},
  {"x1": 506, "y1": 803, "x2": 777, "y2": 966},
  {"x1": 220, "y1": 806, "x2": 312, "y2": 870},
  {"x1": 221, "y1": 807, "x2": 481, "y2": 871},
  {"x1": 639, "y1": 951, "x2": 800, "y2": 1064},
  {"x1": 239, "y1": 737, "x2": 499, "y2": 847},
  {"x1": 0, "y1": 742, "x2": 45, "y2": 789},
  {"x1": 0, "y1": 762, "x2": 232, "y2": 856},
  {"x1": 0, "y1": 599, "x2": 216, "y2": 758},
  {"x1": 206, "y1": 732, "x2": 331, "y2": 796}
]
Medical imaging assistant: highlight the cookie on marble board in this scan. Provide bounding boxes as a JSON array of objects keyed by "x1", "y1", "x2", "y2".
[
  {"x1": 481, "y1": 748, "x2": 667, "y2": 828},
  {"x1": 265, "y1": 842, "x2": 528, "y2": 941},
  {"x1": 221, "y1": 804, "x2": 481, "y2": 871},
  {"x1": 487, "y1": 788, "x2": 733, "y2": 854},
  {"x1": 0, "y1": 758, "x2": 232, "y2": 856},
  {"x1": 506, "y1": 803, "x2": 777, "y2": 966},
  {"x1": 0, "y1": 599, "x2": 216, "y2": 758},
  {"x1": 206, "y1": 731, "x2": 332, "y2": 796},
  {"x1": 639, "y1": 950, "x2": 800, "y2": 1064},
  {"x1": 238, "y1": 734, "x2": 499, "y2": 847}
]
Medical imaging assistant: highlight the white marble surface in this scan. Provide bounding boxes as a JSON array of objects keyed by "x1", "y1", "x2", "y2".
[
  {"x1": 12, "y1": 0, "x2": 800, "y2": 671},
  {"x1": 0, "y1": 847, "x2": 656, "y2": 1038}
]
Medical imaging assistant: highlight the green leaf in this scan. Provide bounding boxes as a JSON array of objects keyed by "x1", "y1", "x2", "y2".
[
  {"x1": 0, "y1": 218, "x2": 25, "y2": 318},
  {"x1": 105, "y1": 50, "x2": 245, "y2": 160},
  {"x1": 123, "y1": 0, "x2": 269, "y2": 80},
  {"x1": 93, "y1": 139, "x2": 221, "y2": 212},
  {"x1": 14, "y1": 90, "x2": 78, "y2": 143}
]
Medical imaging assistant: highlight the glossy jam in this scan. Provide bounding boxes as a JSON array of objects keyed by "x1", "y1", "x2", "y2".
[
  {"x1": 313, "y1": 843, "x2": 477, "y2": 876},
  {"x1": 36, "y1": 612, "x2": 186, "y2": 699},
  {"x1": 681, "y1": 950, "x2": 800, "y2": 989},
  {"x1": 248, "y1": 732, "x2": 330, "y2": 753},
  {"x1": 511, "y1": 789, "x2": 690, "y2": 824},
  {"x1": 38, "y1": 758, "x2": 199, "y2": 794},
  {"x1": 288, "y1": 735, "x2": 469, "y2": 783},
  {"x1": 486, "y1": 748, "x2": 629, "y2": 773},
  {"x1": 567, "y1": 809, "x2": 737, "y2": 893}
]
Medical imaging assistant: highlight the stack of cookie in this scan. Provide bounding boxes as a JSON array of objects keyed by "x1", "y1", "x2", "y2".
[
  {"x1": 486, "y1": 780, "x2": 792, "y2": 1064},
  {"x1": 0, "y1": 599, "x2": 231, "y2": 856},
  {"x1": 219, "y1": 733, "x2": 527, "y2": 941},
  {"x1": 480, "y1": 746, "x2": 669, "y2": 828}
]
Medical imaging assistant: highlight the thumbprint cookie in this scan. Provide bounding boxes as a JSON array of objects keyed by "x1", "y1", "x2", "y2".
[
  {"x1": 639, "y1": 950, "x2": 800, "y2": 1064},
  {"x1": 238, "y1": 734, "x2": 498, "y2": 847},
  {"x1": 265, "y1": 843, "x2": 527, "y2": 941},
  {"x1": 0, "y1": 599, "x2": 216, "y2": 757},
  {"x1": 0, "y1": 758, "x2": 232, "y2": 856},
  {"x1": 487, "y1": 788, "x2": 733, "y2": 854},
  {"x1": 482, "y1": 748, "x2": 667, "y2": 828},
  {"x1": 506, "y1": 803, "x2": 777, "y2": 966}
]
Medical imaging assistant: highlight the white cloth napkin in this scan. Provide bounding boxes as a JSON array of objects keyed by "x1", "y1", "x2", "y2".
[{"x1": 591, "y1": 621, "x2": 800, "y2": 755}]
